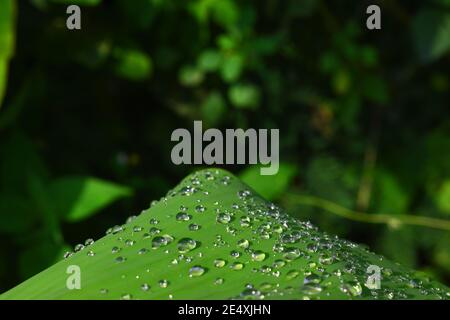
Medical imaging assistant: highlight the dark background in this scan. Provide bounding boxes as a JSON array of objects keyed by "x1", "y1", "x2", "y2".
[{"x1": 0, "y1": 0, "x2": 449, "y2": 292}]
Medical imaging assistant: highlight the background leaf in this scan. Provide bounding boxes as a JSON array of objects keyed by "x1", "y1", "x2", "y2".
[
  {"x1": 239, "y1": 163, "x2": 298, "y2": 201},
  {"x1": 412, "y1": 10, "x2": 450, "y2": 63},
  {"x1": 0, "y1": 0, "x2": 15, "y2": 108},
  {"x1": 49, "y1": 177, "x2": 132, "y2": 222}
]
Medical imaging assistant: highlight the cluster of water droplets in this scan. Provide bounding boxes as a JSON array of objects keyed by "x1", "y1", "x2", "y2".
[{"x1": 62, "y1": 169, "x2": 449, "y2": 300}]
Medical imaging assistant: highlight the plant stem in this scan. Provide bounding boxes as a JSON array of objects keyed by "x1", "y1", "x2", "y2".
[{"x1": 284, "y1": 193, "x2": 450, "y2": 231}]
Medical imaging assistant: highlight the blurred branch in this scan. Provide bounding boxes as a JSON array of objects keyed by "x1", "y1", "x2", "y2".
[
  {"x1": 284, "y1": 193, "x2": 450, "y2": 231},
  {"x1": 356, "y1": 107, "x2": 381, "y2": 211}
]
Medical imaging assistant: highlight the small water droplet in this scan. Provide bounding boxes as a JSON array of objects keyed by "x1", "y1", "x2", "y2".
[
  {"x1": 111, "y1": 246, "x2": 121, "y2": 254},
  {"x1": 195, "y1": 205, "x2": 206, "y2": 213},
  {"x1": 121, "y1": 293, "x2": 133, "y2": 300},
  {"x1": 188, "y1": 223, "x2": 201, "y2": 231},
  {"x1": 115, "y1": 256, "x2": 126, "y2": 263}
]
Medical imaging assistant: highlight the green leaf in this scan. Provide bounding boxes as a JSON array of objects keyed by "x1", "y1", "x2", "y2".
[
  {"x1": 197, "y1": 49, "x2": 222, "y2": 72},
  {"x1": 2, "y1": 169, "x2": 448, "y2": 300},
  {"x1": 372, "y1": 169, "x2": 409, "y2": 215},
  {"x1": 220, "y1": 54, "x2": 243, "y2": 83},
  {"x1": 435, "y1": 180, "x2": 450, "y2": 215},
  {"x1": 0, "y1": 131, "x2": 48, "y2": 194},
  {"x1": 49, "y1": 176, "x2": 132, "y2": 222},
  {"x1": 228, "y1": 83, "x2": 260, "y2": 109},
  {"x1": 201, "y1": 91, "x2": 226, "y2": 126},
  {"x1": 113, "y1": 48, "x2": 152, "y2": 81},
  {"x1": 179, "y1": 65, "x2": 204, "y2": 87},
  {"x1": 210, "y1": 0, "x2": 239, "y2": 29},
  {"x1": 0, "y1": 193, "x2": 35, "y2": 234},
  {"x1": 0, "y1": 0, "x2": 15, "y2": 108},
  {"x1": 412, "y1": 10, "x2": 450, "y2": 63},
  {"x1": 240, "y1": 163, "x2": 297, "y2": 201}
]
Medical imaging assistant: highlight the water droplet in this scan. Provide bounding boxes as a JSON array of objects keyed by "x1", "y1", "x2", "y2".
[
  {"x1": 189, "y1": 266, "x2": 206, "y2": 277},
  {"x1": 195, "y1": 205, "x2": 206, "y2": 213},
  {"x1": 141, "y1": 283, "x2": 150, "y2": 291},
  {"x1": 121, "y1": 293, "x2": 133, "y2": 300},
  {"x1": 74, "y1": 244, "x2": 85, "y2": 252},
  {"x1": 301, "y1": 283, "x2": 322, "y2": 295},
  {"x1": 159, "y1": 280, "x2": 169, "y2": 288},
  {"x1": 240, "y1": 216, "x2": 251, "y2": 228},
  {"x1": 230, "y1": 262, "x2": 244, "y2": 270},
  {"x1": 230, "y1": 250, "x2": 241, "y2": 259},
  {"x1": 272, "y1": 259, "x2": 286, "y2": 268},
  {"x1": 188, "y1": 223, "x2": 201, "y2": 231},
  {"x1": 283, "y1": 248, "x2": 300, "y2": 261},
  {"x1": 214, "y1": 259, "x2": 226, "y2": 268},
  {"x1": 176, "y1": 212, "x2": 192, "y2": 222},
  {"x1": 111, "y1": 246, "x2": 121, "y2": 254},
  {"x1": 340, "y1": 281, "x2": 362, "y2": 297},
  {"x1": 138, "y1": 248, "x2": 148, "y2": 255},
  {"x1": 286, "y1": 270, "x2": 299, "y2": 280},
  {"x1": 217, "y1": 212, "x2": 232, "y2": 224},
  {"x1": 115, "y1": 256, "x2": 126, "y2": 263},
  {"x1": 177, "y1": 238, "x2": 197, "y2": 253},
  {"x1": 237, "y1": 239, "x2": 250, "y2": 249},
  {"x1": 304, "y1": 273, "x2": 321, "y2": 284},
  {"x1": 152, "y1": 235, "x2": 173, "y2": 249},
  {"x1": 149, "y1": 227, "x2": 161, "y2": 235},
  {"x1": 318, "y1": 254, "x2": 334, "y2": 265},
  {"x1": 251, "y1": 251, "x2": 266, "y2": 262}
]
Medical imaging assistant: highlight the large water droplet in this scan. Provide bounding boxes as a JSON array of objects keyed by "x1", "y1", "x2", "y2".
[
  {"x1": 251, "y1": 251, "x2": 266, "y2": 262},
  {"x1": 189, "y1": 266, "x2": 206, "y2": 277},
  {"x1": 214, "y1": 259, "x2": 226, "y2": 268},
  {"x1": 230, "y1": 262, "x2": 244, "y2": 270},
  {"x1": 217, "y1": 212, "x2": 231, "y2": 224},
  {"x1": 177, "y1": 238, "x2": 197, "y2": 253},
  {"x1": 176, "y1": 212, "x2": 192, "y2": 222}
]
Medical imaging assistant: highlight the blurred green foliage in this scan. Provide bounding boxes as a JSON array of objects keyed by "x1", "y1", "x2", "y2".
[{"x1": 0, "y1": 0, "x2": 449, "y2": 292}]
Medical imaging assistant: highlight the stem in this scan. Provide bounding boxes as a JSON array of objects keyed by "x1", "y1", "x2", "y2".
[{"x1": 284, "y1": 193, "x2": 450, "y2": 231}]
